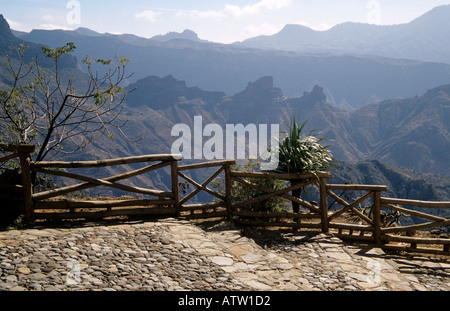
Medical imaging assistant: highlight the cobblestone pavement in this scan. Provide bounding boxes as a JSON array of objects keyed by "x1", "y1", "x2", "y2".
[{"x1": 0, "y1": 218, "x2": 449, "y2": 291}]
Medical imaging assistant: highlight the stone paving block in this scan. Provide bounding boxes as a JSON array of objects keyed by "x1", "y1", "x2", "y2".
[{"x1": 209, "y1": 256, "x2": 234, "y2": 266}]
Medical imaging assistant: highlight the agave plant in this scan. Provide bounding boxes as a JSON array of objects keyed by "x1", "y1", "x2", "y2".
[
  {"x1": 271, "y1": 116, "x2": 335, "y2": 212},
  {"x1": 274, "y1": 116, "x2": 335, "y2": 174}
]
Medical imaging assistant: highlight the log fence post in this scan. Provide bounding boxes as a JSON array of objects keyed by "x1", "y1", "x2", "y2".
[
  {"x1": 319, "y1": 177, "x2": 329, "y2": 233},
  {"x1": 225, "y1": 164, "x2": 233, "y2": 221},
  {"x1": 18, "y1": 148, "x2": 34, "y2": 222},
  {"x1": 171, "y1": 160, "x2": 180, "y2": 216},
  {"x1": 373, "y1": 190, "x2": 382, "y2": 245}
]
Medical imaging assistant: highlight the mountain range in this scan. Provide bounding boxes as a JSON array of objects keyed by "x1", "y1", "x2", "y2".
[
  {"x1": 10, "y1": 7, "x2": 450, "y2": 110},
  {"x1": 122, "y1": 75, "x2": 450, "y2": 179},
  {"x1": 239, "y1": 5, "x2": 450, "y2": 65}
]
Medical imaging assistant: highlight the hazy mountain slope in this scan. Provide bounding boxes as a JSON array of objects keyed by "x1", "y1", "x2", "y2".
[
  {"x1": 345, "y1": 85, "x2": 450, "y2": 176},
  {"x1": 123, "y1": 74, "x2": 450, "y2": 179},
  {"x1": 331, "y1": 160, "x2": 450, "y2": 202},
  {"x1": 239, "y1": 5, "x2": 450, "y2": 64}
]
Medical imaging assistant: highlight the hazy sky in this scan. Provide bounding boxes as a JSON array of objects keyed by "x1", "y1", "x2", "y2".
[{"x1": 3, "y1": 0, "x2": 450, "y2": 43}]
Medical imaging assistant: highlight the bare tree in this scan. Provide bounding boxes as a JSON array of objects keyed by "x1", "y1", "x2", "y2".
[{"x1": 0, "y1": 42, "x2": 135, "y2": 165}]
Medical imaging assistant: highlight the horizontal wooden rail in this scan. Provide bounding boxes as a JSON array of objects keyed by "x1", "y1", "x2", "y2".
[
  {"x1": 234, "y1": 210, "x2": 321, "y2": 219},
  {"x1": 382, "y1": 219, "x2": 450, "y2": 234},
  {"x1": 381, "y1": 197, "x2": 450, "y2": 208},
  {"x1": 234, "y1": 218, "x2": 322, "y2": 229},
  {"x1": 381, "y1": 202, "x2": 447, "y2": 222},
  {"x1": 34, "y1": 198, "x2": 174, "y2": 210},
  {"x1": 327, "y1": 184, "x2": 388, "y2": 192},
  {"x1": 34, "y1": 206, "x2": 177, "y2": 220},
  {"x1": 382, "y1": 235, "x2": 450, "y2": 255},
  {"x1": 0, "y1": 152, "x2": 22, "y2": 163},
  {"x1": 381, "y1": 244, "x2": 449, "y2": 256},
  {"x1": 383, "y1": 234, "x2": 450, "y2": 246},
  {"x1": 181, "y1": 202, "x2": 225, "y2": 211},
  {"x1": 31, "y1": 154, "x2": 182, "y2": 169},
  {"x1": 177, "y1": 159, "x2": 235, "y2": 171},
  {"x1": 183, "y1": 210, "x2": 229, "y2": 220},
  {"x1": 328, "y1": 222, "x2": 374, "y2": 232},
  {"x1": 230, "y1": 171, "x2": 331, "y2": 180}
]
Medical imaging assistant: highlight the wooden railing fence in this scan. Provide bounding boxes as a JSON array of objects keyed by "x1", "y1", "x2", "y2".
[
  {"x1": 30, "y1": 154, "x2": 182, "y2": 220},
  {"x1": 1, "y1": 145, "x2": 449, "y2": 255},
  {"x1": 380, "y1": 198, "x2": 450, "y2": 255}
]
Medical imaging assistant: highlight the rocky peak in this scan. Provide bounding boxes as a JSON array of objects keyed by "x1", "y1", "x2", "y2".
[
  {"x1": 126, "y1": 75, "x2": 226, "y2": 108},
  {"x1": 0, "y1": 15, "x2": 10, "y2": 32},
  {"x1": 151, "y1": 29, "x2": 201, "y2": 42},
  {"x1": 233, "y1": 76, "x2": 283, "y2": 103},
  {"x1": 0, "y1": 14, "x2": 15, "y2": 42},
  {"x1": 301, "y1": 85, "x2": 327, "y2": 104}
]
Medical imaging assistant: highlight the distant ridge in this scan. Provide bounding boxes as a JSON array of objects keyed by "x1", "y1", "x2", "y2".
[
  {"x1": 150, "y1": 29, "x2": 203, "y2": 42},
  {"x1": 74, "y1": 27, "x2": 101, "y2": 37},
  {"x1": 12, "y1": 18, "x2": 450, "y2": 109},
  {"x1": 0, "y1": 14, "x2": 77, "y2": 70},
  {"x1": 239, "y1": 5, "x2": 450, "y2": 64}
]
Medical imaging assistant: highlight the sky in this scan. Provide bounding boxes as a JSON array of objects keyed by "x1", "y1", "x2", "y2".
[{"x1": 3, "y1": 0, "x2": 450, "y2": 44}]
